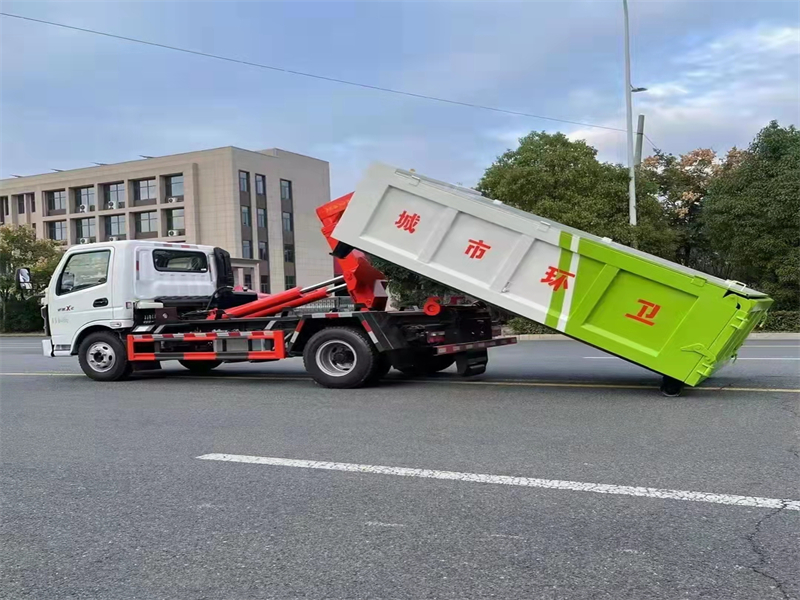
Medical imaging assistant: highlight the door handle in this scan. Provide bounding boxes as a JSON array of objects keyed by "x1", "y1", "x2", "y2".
[{"x1": 93, "y1": 298, "x2": 109, "y2": 307}]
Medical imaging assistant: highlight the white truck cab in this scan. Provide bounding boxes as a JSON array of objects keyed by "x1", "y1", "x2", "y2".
[{"x1": 42, "y1": 240, "x2": 225, "y2": 359}]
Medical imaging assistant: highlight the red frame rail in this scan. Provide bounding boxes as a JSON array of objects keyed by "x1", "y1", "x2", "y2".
[{"x1": 127, "y1": 330, "x2": 286, "y2": 361}]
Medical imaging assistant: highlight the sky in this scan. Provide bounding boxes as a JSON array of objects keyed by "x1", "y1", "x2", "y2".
[{"x1": 1, "y1": 0, "x2": 798, "y2": 197}]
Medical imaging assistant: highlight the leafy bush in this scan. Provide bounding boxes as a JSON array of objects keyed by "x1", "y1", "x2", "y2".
[
  {"x1": 760, "y1": 311, "x2": 800, "y2": 332},
  {"x1": 506, "y1": 317, "x2": 557, "y2": 335},
  {"x1": 1, "y1": 298, "x2": 44, "y2": 333}
]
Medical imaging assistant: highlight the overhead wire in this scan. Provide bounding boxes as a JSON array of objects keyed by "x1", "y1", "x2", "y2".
[{"x1": 1, "y1": 10, "x2": 658, "y2": 146}]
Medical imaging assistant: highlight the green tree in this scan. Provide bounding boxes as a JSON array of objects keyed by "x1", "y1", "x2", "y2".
[
  {"x1": 703, "y1": 121, "x2": 800, "y2": 309},
  {"x1": 640, "y1": 147, "x2": 745, "y2": 276},
  {"x1": 0, "y1": 225, "x2": 62, "y2": 331},
  {"x1": 477, "y1": 131, "x2": 676, "y2": 257}
]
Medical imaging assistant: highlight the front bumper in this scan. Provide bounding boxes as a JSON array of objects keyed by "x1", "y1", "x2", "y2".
[{"x1": 42, "y1": 339, "x2": 54, "y2": 357}]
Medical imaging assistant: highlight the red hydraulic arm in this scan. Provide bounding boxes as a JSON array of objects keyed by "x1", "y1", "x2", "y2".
[
  {"x1": 206, "y1": 191, "x2": 387, "y2": 320},
  {"x1": 316, "y1": 193, "x2": 388, "y2": 311}
]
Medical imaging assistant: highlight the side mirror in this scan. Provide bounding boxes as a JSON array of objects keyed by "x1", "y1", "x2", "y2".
[{"x1": 16, "y1": 268, "x2": 33, "y2": 291}]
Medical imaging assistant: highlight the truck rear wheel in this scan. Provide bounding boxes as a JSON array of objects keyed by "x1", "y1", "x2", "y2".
[
  {"x1": 179, "y1": 360, "x2": 222, "y2": 373},
  {"x1": 78, "y1": 331, "x2": 132, "y2": 382},
  {"x1": 366, "y1": 353, "x2": 392, "y2": 384},
  {"x1": 303, "y1": 327, "x2": 379, "y2": 389}
]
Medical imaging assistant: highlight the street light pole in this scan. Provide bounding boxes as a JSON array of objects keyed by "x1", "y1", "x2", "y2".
[{"x1": 623, "y1": 0, "x2": 637, "y2": 227}]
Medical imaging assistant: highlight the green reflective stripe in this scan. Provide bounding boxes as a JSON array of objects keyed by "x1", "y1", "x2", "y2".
[{"x1": 545, "y1": 231, "x2": 573, "y2": 329}]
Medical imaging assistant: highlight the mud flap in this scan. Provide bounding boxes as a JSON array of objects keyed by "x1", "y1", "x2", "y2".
[{"x1": 456, "y1": 349, "x2": 488, "y2": 377}]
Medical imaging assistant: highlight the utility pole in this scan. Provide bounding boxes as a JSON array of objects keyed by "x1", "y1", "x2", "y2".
[
  {"x1": 623, "y1": 0, "x2": 637, "y2": 227},
  {"x1": 634, "y1": 114, "x2": 645, "y2": 166}
]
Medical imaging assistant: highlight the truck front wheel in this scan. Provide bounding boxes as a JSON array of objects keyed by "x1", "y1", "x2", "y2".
[
  {"x1": 78, "y1": 331, "x2": 132, "y2": 382},
  {"x1": 303, "y1": 327, "x2": 379, "y2": 389}
]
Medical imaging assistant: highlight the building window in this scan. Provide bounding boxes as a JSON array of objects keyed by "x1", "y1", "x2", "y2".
[
  {"x1": 166, "y1": 174, "x2": 184, "y2": 198},
  {"x1": 239, "y1": 170, "x2": 249, "y2": 193},
  {"x1": 17, "y1": 196, "x2": 25, "y2": 214},
  {"x1": 28, "y1": 193, "x2": 35, "y2": 213},
  {"x1": 255, "y1": 174, "x2": 266, "y2": 195},
  {"x1": 75, "y1": 187, "x2": 95, "y2": 211},
  {"x1": 134, "y1": 178, "x2": 157, "y2": 202},
  {"x1": 153, "y1": 249, "x2": 208, "y2": 272},
  {"x1": 2, "y1": 196, "x2": 8, "y2": 215},
  {"x1": 104, "y1": 182, "x2": 125, "y2": 208},
  {"x1": 166, "y1": 208, "x2": 184, "y2": 232},
  {"x1": 282, "y1": 211, "x2": 293, "y2": 232},
  {"x1": 242, "y1": 240, "x2": 252, "y2": 259},
  {"x1": 280, "y1": 179, "x2": 292, "y2": 201},
  {"x1": 47, "y1": 190, "x2": 67, "y2": 212},
  {"x1": 77, "y1": 217, "x2": 96, "y2": 240},
  {"x1": 136, "y1": 211, "x2": 158, "y2": 234},
  {"x1": 258, "y1": 241, "x2": 268, "y2": 260},
  {"x1": 244, "y1": 274, "x2": 252, "y2": 289},
  {"x1": 106, "y1": 215, "x2": 126, "y2": 238},
  {"x1": 257, "y1": 207, "x2": 267, "y2": 228},
  {"x1": 241, "y1": 205, "x2": 251, "y2": 227},
  {"x1": 285, "y1": 275, "x2": 295, "y2": 289},
  {"x1": 260, "y1": 275, "x2": 269, "y2": 294},
  {"x1": 48, "y1": 220, "x2": 67, "y2": 241},
  {"x1": 283, "y1": 245, "x2": 295, "y2": 263}
]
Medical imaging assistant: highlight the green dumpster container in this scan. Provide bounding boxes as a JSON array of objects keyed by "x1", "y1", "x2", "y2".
[{"x1": 332, "y1": 163, "x2": 774, "y2": 393}]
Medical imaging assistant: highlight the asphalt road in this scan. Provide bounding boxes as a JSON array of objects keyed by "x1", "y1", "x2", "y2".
[{"x1": 1, "y1": 337, "x2": 798, "y2": 599}]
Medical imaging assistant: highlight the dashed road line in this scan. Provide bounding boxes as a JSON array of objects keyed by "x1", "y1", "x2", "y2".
[{"x1": 197, "y1": 453, "x2": 800, "y2": 511}]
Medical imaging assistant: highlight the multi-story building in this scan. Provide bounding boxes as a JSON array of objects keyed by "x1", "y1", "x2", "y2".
[{"x1": 0, "y1": 146, "x2": 333, "y2": 292}]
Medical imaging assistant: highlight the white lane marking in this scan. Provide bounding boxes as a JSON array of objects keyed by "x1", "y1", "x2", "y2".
[
  {"x1": 365, "y1": 521, "x2": 404, "y2": 528},
  {"x1": 196, "y1": 454, "x2": 800, "y2": 511},
  {"x1": 734, "y1": 357, "x2": 800, "y2": 360},
  {"x1": 743, "y1": 345, "x2": 800, "y2": 348},
  {"x1": 556, "y1": 236, "x2": 581, "y2": 332}
]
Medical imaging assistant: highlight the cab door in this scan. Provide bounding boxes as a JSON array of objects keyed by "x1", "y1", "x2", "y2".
[{"x1": 49, "y1": 248, "x2": 114, "y2": 349}]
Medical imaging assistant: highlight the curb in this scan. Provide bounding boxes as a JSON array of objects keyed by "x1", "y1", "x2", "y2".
[{"x1": 0, "y1": 332, "x2": 44, "y2": 337}]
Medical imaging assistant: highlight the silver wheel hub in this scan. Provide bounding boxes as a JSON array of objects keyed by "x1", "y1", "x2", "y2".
[
  {"x1": 316, "y1": 340, "x2": 357, "y2": 377},
  {"x1": 87, "y1": 341, "x2": 116, "y2": 372}
]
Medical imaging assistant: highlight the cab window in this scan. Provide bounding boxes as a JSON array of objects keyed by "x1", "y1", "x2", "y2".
[
  {"x1": 153, "y1": 249, "x2": 208, "y2": 272},
  {"x1": 57, "y1": 250, "x2": 111, "y2": 295}
]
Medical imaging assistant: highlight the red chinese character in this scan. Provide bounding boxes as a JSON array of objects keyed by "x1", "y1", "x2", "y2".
[
  {"x1": 625, "y1": 299, "x2": 661, "y2": 326},
  {"x1": 540, "y1": 266, "x2": 575, "y2": 291},
  {"x1": 465, "y1": 239, "x2": 491, "y2": 259},
  {"x1": 395, "y1": 210, "x2": 420, "y2": 233}
]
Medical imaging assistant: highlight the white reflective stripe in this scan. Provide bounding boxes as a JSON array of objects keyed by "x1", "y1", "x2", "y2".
[
  {"x1": 337, "y1": 312, "x2": 354, "y2": 318},
  {"x1": 266, "y1": 321, "x2": 277, "y2": 330},
  {"x1": 367, "y1": 331, "x2": 379, "y2": 344},
  {"x1": 557, "y1": 236, "x2": 581, "y2": 332},
  {"x1": 290, "y1": 331, "x2": 300, "y2": 342}
]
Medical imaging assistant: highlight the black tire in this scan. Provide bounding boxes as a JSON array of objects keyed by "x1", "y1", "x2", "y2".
[
  {"x1": 303, "y1": 327, "x2": 379, "y2": 389},
  {"x1": 366, "y1": 353, "x2": 392, "y2": 384},
  {"x1": 397, "y1": 354, "x2": 455, "y2": 376},
  {"x1": 77, "y1": 331, "x2": 132, "y2": 382},
  {"x1": 660, "y1": 376, "x2": 685, "y2": 397},
  {"x1": 179, "y1": 360, "x2": 222, "y2": 373}
]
